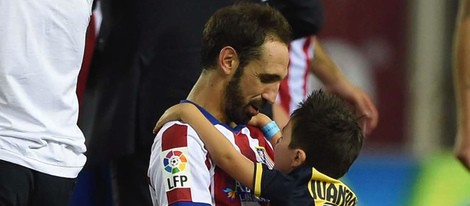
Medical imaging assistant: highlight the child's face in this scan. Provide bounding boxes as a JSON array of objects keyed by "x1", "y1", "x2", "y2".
[{"x1": 273, "y1": 120, "x2": 298, "y2": 174}]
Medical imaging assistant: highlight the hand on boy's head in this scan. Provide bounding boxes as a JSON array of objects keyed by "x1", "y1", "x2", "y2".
[
  {"x1": 354, "y1": 93, "x2": 378, "y2": 136},
  {"x1": 353, "y1": 93, "x2": 378, "y2": 136},
  {"x1": 329, "y1": 82, "x2": 378, "y2": 137},
  {"x1": 153, "y1": 103, "x2": 194, "y2": 134}
]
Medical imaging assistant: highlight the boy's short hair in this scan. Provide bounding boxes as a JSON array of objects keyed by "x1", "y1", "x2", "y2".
[{"x1": 289, "y1": 90, "x2": 364, "y2": 179}]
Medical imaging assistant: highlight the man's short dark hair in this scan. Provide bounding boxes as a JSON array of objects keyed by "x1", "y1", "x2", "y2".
[
  {"x1": 289, "y1": 90, "x2": 364, "y2": 179},
  {"x1": 200, "y1": 3, "x2": 291, "y2": 70}
]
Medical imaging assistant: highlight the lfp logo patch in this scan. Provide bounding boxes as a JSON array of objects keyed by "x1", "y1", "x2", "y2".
[
  {"x1": 164, "y1": 150, "x2": 187, "y2": 174},
  {"x1": 162, "y1": 148, "x2": 191, "y2": 191}
]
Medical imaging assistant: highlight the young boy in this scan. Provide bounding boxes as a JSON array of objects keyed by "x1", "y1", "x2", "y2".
[{"x1": 154, "y1": 90, "x2": 363, "y2": 206}]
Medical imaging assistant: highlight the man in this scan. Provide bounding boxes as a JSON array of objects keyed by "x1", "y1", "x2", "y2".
[
  {"x1": 147, "y1": 3, "x2": 291, "y2": 205},
  {"x1": 0, "y1": 0, "x2": 92, "y2": 205}
]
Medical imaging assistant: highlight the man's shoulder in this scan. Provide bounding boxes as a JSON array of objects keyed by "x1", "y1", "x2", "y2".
[
  {"x1": 153, "y1": 121, "x2": 206, "y2": 149},
  {"x1": 159, "y1": 121, "x2": 232, "y2": 135},
  {"x1": 157, "y1": 121, "x2": 196, "y2": 137}
]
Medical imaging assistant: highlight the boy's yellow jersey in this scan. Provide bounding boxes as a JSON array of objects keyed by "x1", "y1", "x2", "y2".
[
  {"x1": 254, "y1": 163, "x2": 357, "y2": 206},
  {"x1": 309, "y1": 167, "x2": 357, "y2": 206}
]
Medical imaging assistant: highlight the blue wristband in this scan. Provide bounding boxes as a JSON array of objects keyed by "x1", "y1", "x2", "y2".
[{"x1": 261, "y1": 121, "x2": 280, "y2": 141}]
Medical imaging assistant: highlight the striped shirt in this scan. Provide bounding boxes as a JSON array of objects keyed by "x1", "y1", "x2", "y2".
[
  {"x1": 148, "y1": 102, "x2": 274, "y2": 206},
  {"x1": 278, "y1": 36, "x2": 315, "y2": 115}
]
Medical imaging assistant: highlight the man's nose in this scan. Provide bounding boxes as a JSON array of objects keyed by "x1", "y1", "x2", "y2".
[{"x1": 262, "y1": 84, "x2": 280, "y2": 104}]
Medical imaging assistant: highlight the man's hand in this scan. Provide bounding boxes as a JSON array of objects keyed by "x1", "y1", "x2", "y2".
[
  {"x1": 327, "y1": 80, "x2": 379, "y2": 136},
  {"x1": 455, "y1": 129, "x2": 470, "y2": 171},
  {"x1": 311, "y1": 39, "x2": 378, "y2": 136}
]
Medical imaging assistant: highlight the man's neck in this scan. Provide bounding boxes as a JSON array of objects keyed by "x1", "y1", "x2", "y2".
[{"x1": 186, "y1": 72, "x2": 230, "y2": 124}]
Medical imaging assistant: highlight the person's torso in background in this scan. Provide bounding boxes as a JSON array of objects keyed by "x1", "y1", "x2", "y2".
[{"x1": 0, "y1": 0, "x2": 92, "y2": 178}]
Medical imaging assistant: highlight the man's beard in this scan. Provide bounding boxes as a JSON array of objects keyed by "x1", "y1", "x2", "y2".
[{"x1": 225, "y1": 69, "x2": 267, "y2": 125}]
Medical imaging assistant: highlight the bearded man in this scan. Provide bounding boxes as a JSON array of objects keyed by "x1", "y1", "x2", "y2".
[{"x1": 147, "y1": 3, "x2": 291, "y2": 206}]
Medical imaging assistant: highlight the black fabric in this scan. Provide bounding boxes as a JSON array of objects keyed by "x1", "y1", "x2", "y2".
[
  {"x1": 284, "y1": 166, "x2": 317, "y2": 206},
  {"x1": 270, "y1": 0, "x2": 324, "y2": 39},
  {"x1": 0, "y1": 160, "x2": 76, "y2": 206},
  {"x1": 257, "y1": 163, "x2": 295, "y2": 205},
  {"x1": 258, "y1": 164, "x2": 314, "y2": 206},
  {"x1": 110, "y1": 153, "x2": 152, "y2": 206},
  {"x1": 80, "y1": 0, "x2": 142, "y2": 166}
]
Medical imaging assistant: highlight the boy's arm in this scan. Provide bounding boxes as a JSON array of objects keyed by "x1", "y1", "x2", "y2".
[
  {"x1": 155, "y1": 105, "x2": 282, "y2": 146},
  {"x1": 155, "y1": 103, "x2": 256, "y2": 189},
  {"x1": 184, "y1": 108, "x2": 295, "y2": 201},
  {"x1": 154, "y1": 103, "x2": 290, "y2": 197},
  {"x1": 248, "y1": 112, "x2": 282, "y2": 145}
]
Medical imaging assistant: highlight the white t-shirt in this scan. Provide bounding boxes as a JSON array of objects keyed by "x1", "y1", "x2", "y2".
[{"x1": 0, "y1": 0, "x2": 93, "y2": 178}]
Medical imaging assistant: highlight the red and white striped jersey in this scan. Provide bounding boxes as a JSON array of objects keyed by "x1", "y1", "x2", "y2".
[
  {"x1": 148, "y1": 104, "x2": 274, "y2": 206},
  {"x1": 277, "y1": 36, "x2": 315, "y2": 115}
]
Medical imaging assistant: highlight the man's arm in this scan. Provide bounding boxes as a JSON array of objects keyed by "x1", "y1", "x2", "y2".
[
  {"x1": 454, "y1": 0, "x2": 470, "y2": 171},
  {"x1": 148, "y1": 122, "x2": 213, "y2": 205},
  {"x1": 311, "y1": 37, "x2": 379, "y2": 136}
]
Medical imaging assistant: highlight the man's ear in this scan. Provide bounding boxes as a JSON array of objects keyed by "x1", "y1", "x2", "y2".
[
  {"x1": 291, "y1": 149, "x2": 306, "y2": 168},
  {"x1": 218, "y1": 46, "x2": 239, "y2": 75}
]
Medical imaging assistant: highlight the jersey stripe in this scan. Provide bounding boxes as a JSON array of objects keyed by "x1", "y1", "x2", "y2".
[
  {"x1": 308, "y1": 169, "x2": 314, "y2": 200},
  {"x1": 254, "y1": 163, "x2": 263, "y2": 197},
  {"x1": 167, "y1": 188, "x2": 192, "y2": 205},
  {"x1": 162, "y1": 124, "x2": 188, "y2": 151},
  {"x1": 235, "y1": 131, "x2": 257, "y2": 161},
  {"x1": 279, "y1": 52, "x2": 292, "y2": 114},
  {"x1": 278, "y1": 36, "x2": 315, "y2": 114},
  {"x1": 171, "y1": 202, "x2": 211, "y2": 206},
  {"x1": 302, "y1": 37, "x2": 312, "y2": 97}
]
